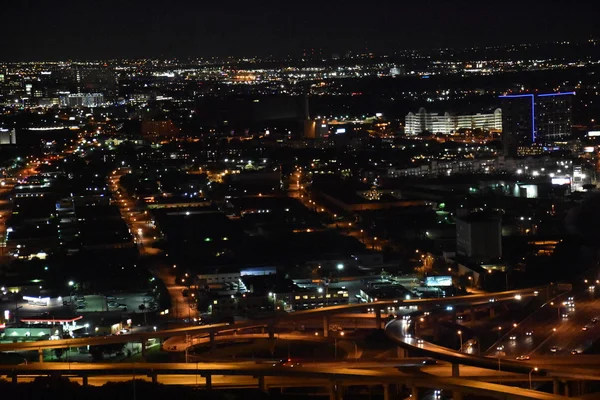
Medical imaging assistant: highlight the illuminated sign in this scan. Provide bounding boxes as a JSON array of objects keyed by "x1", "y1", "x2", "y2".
[
  {"x1": 588, "y1": 131, "x2": 600, "y2": 137},
  {"x1": 584, "y1": 147, "x2": 595, "y2": 153},
  {"x1": 23, "y1": 296, "x2": 50, "y2": 306},
  {"x1": 551, "y1": 178, "x2": 571, "y2": 185},
  {"x1": 425, "y1": 276, "x2": 452, "y2": 287},
  {"x1": 335, "y1": 128, "x2": 346, "y2": 134}
]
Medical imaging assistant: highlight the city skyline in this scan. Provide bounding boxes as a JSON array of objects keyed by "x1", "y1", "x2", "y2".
[{"x1": 1, "y1": 0, "x2": 599, "y2": 60}]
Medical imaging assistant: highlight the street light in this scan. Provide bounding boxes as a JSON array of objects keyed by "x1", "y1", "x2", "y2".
[
  {"x1": 529, "y1": 367, "x2": 539, "y2": 390},
  {"x1": 457, "y1": 330, "x2": 463, "y2": 351}
]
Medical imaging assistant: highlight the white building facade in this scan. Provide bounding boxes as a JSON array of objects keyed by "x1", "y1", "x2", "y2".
[{"x1": 405, "y1": 108, "x2": 502, "y2": 135}]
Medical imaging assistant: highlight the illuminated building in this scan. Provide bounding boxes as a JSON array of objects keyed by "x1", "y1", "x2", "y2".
[
  {"x1": 141, "y1": 119, "x2": 180, "y2": 141},
  {"x1": 405, "y1": 108, "x2": 501, "y2": 135},
  {"x1": 59, "y1": 93, "x2": 105, "y2": 107},
  {"x1": 536, "y1": 93, "x2": 573, "y2": 141},
  {"x1": 0, "y1": 128, "x2": 16, "y2": 145},
  {"x1": 501, "y1": 92, "x2": 574, "y2": 156}
]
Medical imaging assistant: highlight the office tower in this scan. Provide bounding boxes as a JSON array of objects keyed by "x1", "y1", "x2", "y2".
[
  {"x1": 59, "y1": 93, "x2": 105, "y2": 108},
  {"x1": 500, "y1": 94, "x2": 534, "y2": 157},
  {"x1": 405, "y1": 108, "x2": 501, "y2": 135},
  {"x1": 456, "y1": 212, "x2": 502, "y2": 261},
  {"x1": 500, "y1": 92, "x2": 574, "y2": 157},
  {"x1": 0, "y1": 129, "x2": 17, "y2": 145},
  {"x1": 536, "y1": 93, "x2": 573, "y2": 141}
]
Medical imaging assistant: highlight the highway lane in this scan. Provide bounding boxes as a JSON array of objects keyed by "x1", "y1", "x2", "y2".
[
  {"x1": 487, "y1": 287, "x2": 600, "y2": 359},
  {"x1": 386, "y1": 318, "x2": 600, "y2": 383},
  {"x1": 0, "y1": 362, "x2": 571, "y2": 399},
  {"x1": 0, "y1": 287, "x2": 540, "y2": 353},
  {"x1": 162, "y1": 332, "x2": 332, "y2": 352},
  {"x1": 0, "y1": 287, "x2": 539, "y2": 352},
  {"x1": 9, "y1": 374, "x2": 334, "y2": 388}
]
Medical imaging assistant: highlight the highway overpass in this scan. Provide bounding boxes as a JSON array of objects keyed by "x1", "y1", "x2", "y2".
[
  {"x1": 0, "y1": 361, "x2": 571, "y2": 400},
  {"x1": 0, "y1": 287, "x2": 543, "y2": 355}
]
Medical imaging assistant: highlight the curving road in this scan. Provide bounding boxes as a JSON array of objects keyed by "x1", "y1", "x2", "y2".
[
  {"x1": 0, "y1": 287, "x2": 541, "y2": 352},
  {"x1": 487, "y1": 288, "x2": 600, "y2": 359},
  {"x1": 0, "y1": 361, "x2": 569, "y2": 400},
  {"x1": 385, "y1": 318, "x2": 600, "y2": 382}
]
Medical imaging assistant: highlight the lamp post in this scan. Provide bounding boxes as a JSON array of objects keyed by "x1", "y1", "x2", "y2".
[
  {"x1": 334, "y1": 331, "x2": 345, "y2": 360},
  {"x1": 350, "y1": 340, "x2": 359, "y2": 360},
  {"x1": 457, "y1": 330, "x2": 463, "y2": 351},
  {"x1": 68, "y1": 280, "x2": 75, "y2": 306},
  {"x1": 550, "y1": 302, "x2": 560, "y2": 319},
  {"x1": 529, "y1": 367, "x2": 539, "y2": 390}
]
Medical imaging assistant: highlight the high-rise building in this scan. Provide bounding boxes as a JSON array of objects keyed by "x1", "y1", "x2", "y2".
[
  {"x1": 536, "y1": 93, "x2": 573, "y2": 141},
  {"x1": 405, "y1": 108, "x2": 501, "y2": 135},
  {"x1": 456, "y1": 212, "x2": 502, "y2": 261},
  {"x1": 0, "y1": 129, "x2": 17, "y2": 145},
  {"x1": 59, "y1": 93, "x2": 105, "y2": 108},
  {"x1": 500, "y1": 92, "x2": 574, "y2": 156}
]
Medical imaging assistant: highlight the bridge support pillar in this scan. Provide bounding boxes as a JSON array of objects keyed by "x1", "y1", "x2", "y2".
[
  {"x1": 564, "y1": 381, "x2": 570, "y2": 397},
  {"x1": 258, "y1": 376, "x2": 266, "y2": 392},
  {"x1": 38, "y1": 349, "x2": 44, "y2": 363},
  {"x1": 553, "y1": 378, "x2": 560, "y2": 395},
  {"x1": 11, "y1": 375, "x2": 17, "y2": 385},
  {"x1": 451, "y1": 363, "x2": 460, "y2": 377},
  {"x1": 396, "y1": 346, "x2": 407, "y2": 358},
  {"x1": 82, "y1": 376, "x2": 88, "y2": 386},
  {"x1": 577, "y1": 381, "x2": 587, "y2": 396},
  {"x1": 375, "y1": 309, "x2": 382, "y2": 330},
  {"x1": 489, "y1": 307, "x2": 495, "y2": 318},
  {"x1": 323, "y1": 316, "x2": 329, "y2": 337},
  {"x1": 329, "y1": 382, "x2": 342, "y2": 400},
  {"x1": 470, "y1": 308, "x2": 475, "y2": 325},
  {"x1": 151, "y1": 374, "x2": 158, "y2": 384},
  {"x1": 141, "y1": 340, "x2": 147, "y2": 357},
  {"x1": 433, "y1": 324, "x2": 440, "y2": 342},
  {"x1": 411, "y1": 386, "x2": 420, "y2": 400},
  {"x1": 452, "y1": 391, "x2": 464, "y2": 400},
  {"x1": 383, "y1": 384, "x2": 391, "y2": 400},
  {"x1": 268, "y1": 325, "x2": 275, "y2": 340},
  {"x1": 209, "y1": 332, "x2": 216, "y2": 350},
  {"x1": 204, "y1": 374, "x2": 212, "y2": 390}
]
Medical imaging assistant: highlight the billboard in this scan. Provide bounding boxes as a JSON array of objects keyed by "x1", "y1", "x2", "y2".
[
  {"x1": 23, "y1": 296, "x2": 49, "y2": 306},
  {"x1": 551, "y1": 177, "x2": 571, "y2": 185},
  {"x1": 425, "y1": 276, "x2": 452, "y2": 287}
]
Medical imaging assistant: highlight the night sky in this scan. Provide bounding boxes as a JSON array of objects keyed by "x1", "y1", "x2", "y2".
[{"x1": 2, "y1": 0, "x2": 599, "y2": 60}]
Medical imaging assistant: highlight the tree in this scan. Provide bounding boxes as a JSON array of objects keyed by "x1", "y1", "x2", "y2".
[
  {"x1": 89, "y1": 343, "x2": 125, "y2": 361},
  {"x1": 53, "y1": 348, "x2": 64, "y2": 360}
]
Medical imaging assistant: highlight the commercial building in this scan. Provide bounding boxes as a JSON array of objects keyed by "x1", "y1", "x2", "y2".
[
  {"x1": 405, "y1": 108, "x2": 502, "y2": 135},
  {"x1": 501, "y1": 92, "x2": 574, "y2": 156},
  {"x1": 0, "y1": 128, "x2": 16, "y2": 145},
  {"x1": 279, "y1": 288, "x2": 349, "y2": 311},
  {"x1": 59, "y1": 93, "x2": 105, "y2": 108},
  {"x1": 456, "y1": 211, "x2": 502, "y2": 261},
  {"x1": 141, "y1": 119, "x2": 180, "y2": 141}
]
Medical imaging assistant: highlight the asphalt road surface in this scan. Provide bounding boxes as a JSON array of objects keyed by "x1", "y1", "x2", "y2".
[{"x1": 487, "y1": 287, "x2": 600, "y2": 359}]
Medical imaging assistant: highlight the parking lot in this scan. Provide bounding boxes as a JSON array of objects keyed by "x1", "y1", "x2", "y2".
[{"x1": 75, "y1": 293, "x2": 158, "y2": 314}]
